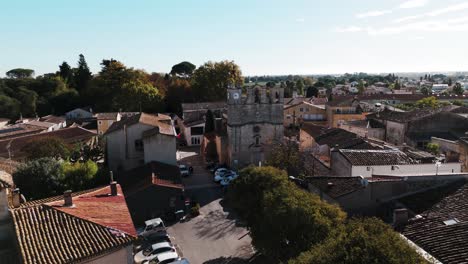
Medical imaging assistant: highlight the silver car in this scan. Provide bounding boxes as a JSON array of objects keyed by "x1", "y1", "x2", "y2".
[{"x1": 134, "y1": 242, "x2": 176, "y2": 264}]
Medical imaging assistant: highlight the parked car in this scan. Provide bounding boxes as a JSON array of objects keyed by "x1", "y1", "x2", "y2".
[
  {"x1": 214, "y1": 168, "x2": 229, "y2": 177},
  {"x1": 169, "y1": 259, "x2": 190, "y2": 264},
  {"x1": 134, "y1": 242, "x2": 176, "y2": 264},
  {"x1": 139, "y1": 218, "x2": 166, "y2": 237},
  {"x1": 144, "y1": 251, "x2": 180, "y2": 264},
  {"x1": 134, "y1": 231, "x2": 171, "y2": 252},
  {"x1": 214, "y1": 171, "x2": 237, "y2": 183},
  {"x1": 220, "y1": 178, "x2": 232, "y2": 187},
  {"x1": 179, "y1": 165, "x2": 190, "y2": 177}
]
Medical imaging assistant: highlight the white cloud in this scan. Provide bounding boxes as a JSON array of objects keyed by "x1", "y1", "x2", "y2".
[
  {"x1": 335, "y1": 26, "x2": 364, "y2": 33},
  {"x1": 295, "y1": 18, "x2": 305, "y2": 23},
  {"x1": 394, "y1": 2, "x2": 468, "y2": 23},
  {"x1": 426, "y1": 2, "x2": 468, "y2": 16},
  {"x1": 368, "y1": 18, "x2": 468, "y2": 35},
  {"x1": 356, "y1": 10, "x2": 392, "y2": 19},
  {"x1": 399, "y1": 0, "x2": 429, "y2": 9}
]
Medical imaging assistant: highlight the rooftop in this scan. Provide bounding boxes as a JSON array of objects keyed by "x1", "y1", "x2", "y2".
[
  {"x1": 0, "y1": 127, "x2": 96, "y2": 159},
  {"x1": 307, "y1": 176, "x2": 365, "y2": 199},
  {"x1": 105, "y1": 113, "x2": 174, "y2": 136},
  {"x1": 315, "y1": 128, "x2": 377, "y2": 150},
  {"x1": 10, "y1": 184, "x2": 136, "y2": 264},
  {"x1": 338, "y1": 149, "x2": 415, "y2": 166},
  {"x1": 39, "y1": 115, "x2": 65, "y2": 124},
  {"x1": 399, "y1": 181, "x2": 468, "y2": 264},
  {"x1": 181, "y1": 102, "x2": 226, "y2": 112}
]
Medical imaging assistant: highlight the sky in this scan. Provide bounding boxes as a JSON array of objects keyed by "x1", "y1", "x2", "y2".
[{"x1": 1, "y1": 0, "x2": 468, "y2": 76}]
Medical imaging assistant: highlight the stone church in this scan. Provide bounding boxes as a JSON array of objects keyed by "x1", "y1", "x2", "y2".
[{"x1": 226, "y1": 85, "x2": 284, "y2": 168}]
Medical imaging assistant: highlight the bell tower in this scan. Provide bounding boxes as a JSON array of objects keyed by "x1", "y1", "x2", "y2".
[{"x1": 227, "y1": 84, "x2": 284, "y2": 169}]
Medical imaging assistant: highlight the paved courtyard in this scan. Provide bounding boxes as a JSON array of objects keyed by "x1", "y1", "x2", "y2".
[
  {"x1": 168, "y1": 187, "x2": 254, "y2": 264},
  {"x1": 170, "y1": 147, "x2": 255, "y2": 263}
]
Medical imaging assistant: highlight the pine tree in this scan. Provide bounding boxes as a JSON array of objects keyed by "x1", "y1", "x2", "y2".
[{"x1": 75, "y1": 54, "x2": 92, "y2": 92}]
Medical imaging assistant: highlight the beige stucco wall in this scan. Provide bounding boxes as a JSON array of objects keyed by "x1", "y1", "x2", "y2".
[
  {"x1": 143, "y1": 134, "x2": 176, "y2": 165},
  {"x1": 385, "y1": 121, "x2": 406, "y2": 145},
  {"x1": 284, "y1": 103, "x2": 326, "y2": 127},
  {"x1": 106, "y1": 123, "x2": 155, "y2": 172},
  {"x1": 98, "y1": 119, "x2": 116, "y2": 135}
]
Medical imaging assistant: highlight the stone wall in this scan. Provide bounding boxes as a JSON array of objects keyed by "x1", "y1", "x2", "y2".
[{"x1": 227, "y1": 86, "x2": 284, "y2": 168}]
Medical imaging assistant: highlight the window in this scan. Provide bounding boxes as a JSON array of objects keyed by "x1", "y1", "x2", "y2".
[
  {"x1": 190, "y1": 126, "x2": 204, "y2": 135},
  {"x1": 255, "y1": 137, "x2": 260, "y2": 146},
  {"x1": 191, "y1": 137, "x2": 201, "y2": 145},
  {"x1": 135, "y1": 139, "x2": 144, "y2": 151},
  {"x1": 300, "y1": 108, "x2": 304, "y2": 112},
  {"x1": 98, "y1": 121, "x2": 102, "y2": 125}
]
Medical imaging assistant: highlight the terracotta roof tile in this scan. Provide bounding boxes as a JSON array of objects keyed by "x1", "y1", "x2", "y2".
[
  {"x1": 400, "y1": 181, "x2": 468, "y2": 264},
  {"x1": 105, "y1": 113, "x2": 174, "y2": 136},
  {"x1": 10, "y1": 185, "x2": 136, "y2": 264}
]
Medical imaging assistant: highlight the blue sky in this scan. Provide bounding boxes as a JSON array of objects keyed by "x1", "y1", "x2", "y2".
[{"x1": 1, "y1": 0, "x2": 468, "y2": 76}]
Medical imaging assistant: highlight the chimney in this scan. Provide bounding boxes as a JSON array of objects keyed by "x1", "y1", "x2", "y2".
[
  {"x1": 393, "y1": 208, "x2": 408, "y2": 226},
  {"x1": 110, "y1": 181, "x2": 118, "y2": 196},
  {"x1": 12, "y1": 188, "x2": 21, "y2": 208},
  {"x1": 63, "y1": 190, "x2": 73, "y2": 207}
]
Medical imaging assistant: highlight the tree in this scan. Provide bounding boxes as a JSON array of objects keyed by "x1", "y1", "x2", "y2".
[
  {"x1": 21, "y1": 137, "x2": 71, "y2": 160},
  {"x1": 448, "y1": 78, "x2": 453, "y2": 86},
  {"x1": 0, "y1": 95, "x2": 21, "y2": 119},
  {"x1": 306, "y1": 86, "x2": 318, "y2": 97},
  {"x1": 204, "y1": 109, "x2": 215, "y2": 133},
  {"x1": 15, "y1": 87, "x2": 38, "y2": 117},
  {"x1": 229, "y1": 167, "x2": 346, "y2": 261},
  {"x1": 13, "y1": 158, "x2": 64, "y2": 200},
  {"x1": 426, "y1": 143, "x2": 439, "y2": 155},
  {"x1": 6, "y1": 68, "x2": 35, "y2": 79},
  {"x1": 289, "y1": 218, "x2": 425, "y2": 264},
  {"x1": 415, "y1": 96, "x2": 439, "y2": 109},
  {"x1": 75, "y1": 54, "x2": 92, "y2": 92},
  {"x1": 357, "y1": 80, "x2": 365, "y2": 94},
  {"x1": 266, "y1": 140, "x2": 304, "y2": 176},
  {"x1": 170, "y1": 61, "x2": 196, "y2": 78},
  {"x1": 420, "y1": 86, "x2": 431, "y2": 95},
  {"x1": 394, "y1": 80, "x2": 401, "y2": 90},
  {"x1": 192, "y1": 60, "x2": 243, "y2": 101},
  {"x1": 58, "y1": 61, "x2": 74, "y2": 84},
  {"x1": 60, "y1": 160, "x2": 98, "y2": 191},
  {"x1": 296, "y1": 79, "x2": 304, "y2": 95},
  {"x1": 453, "y1": 83, "x2": 464, "y2": 95}
]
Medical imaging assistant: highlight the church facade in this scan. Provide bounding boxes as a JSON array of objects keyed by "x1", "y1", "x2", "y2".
[{"x1": 226, "y1": 85, "x2": 284, "y2": 169}]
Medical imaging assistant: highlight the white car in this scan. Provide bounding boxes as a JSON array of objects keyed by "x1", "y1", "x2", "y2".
[
  {"x1": 134, "y1": 242, "x2": 175, "y2": 264},
  {"x1": 214, "y1": 168, "x2": 229, "y2": 176},
  {"x1": 179, "y1": 165, "x2": 190, "y2": 177},
  {"x1": 214, "y1": 172, "x2": 238, "y2": 183},
  {"x1": 220, "y1": 177, "x2": 232, "y2": 186},
  {"x1": 143, "y1": 251, "x2": 180, "y2": 264},
  {"x1": 139, "y1": 218, "x2": 166, "y2": 237}
]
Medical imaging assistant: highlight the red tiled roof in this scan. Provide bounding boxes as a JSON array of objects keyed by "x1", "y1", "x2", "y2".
[
  {"x1": 10, "y1": 185, "x2": 136, "y2": 264},
  {"x1": 47, "y1": 185, "x2": 137, "y2": 236},
  {"x1": 105, "y1": 113, "x2": 174, "y2": 136}
]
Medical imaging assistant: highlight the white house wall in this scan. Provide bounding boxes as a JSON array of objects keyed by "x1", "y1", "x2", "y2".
[{"x1": 351, "y1": 163, "x2": 461, "y2": 177}]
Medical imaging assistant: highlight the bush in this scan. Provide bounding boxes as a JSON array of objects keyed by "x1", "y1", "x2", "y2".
[
  {"x1": 22, "y1": 137, "x2": 71, "y2": 160},
  {"x1": 60, "y1": 160, "x2": 98, "y2": 191},
  {"x1": 13, "y1": 158, "x2": 63, "y2": 200},
  {"x1": 190, "y1": 203, "x2": 200, "y2": 217}
]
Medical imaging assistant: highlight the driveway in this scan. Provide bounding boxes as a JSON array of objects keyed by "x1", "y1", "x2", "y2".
[
  {"x1": 167, "y1": 187, "x2": 255, "y2": 264},
  {"x1": 177, "y1": 147, "x2": 218, "y2": 190}
]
